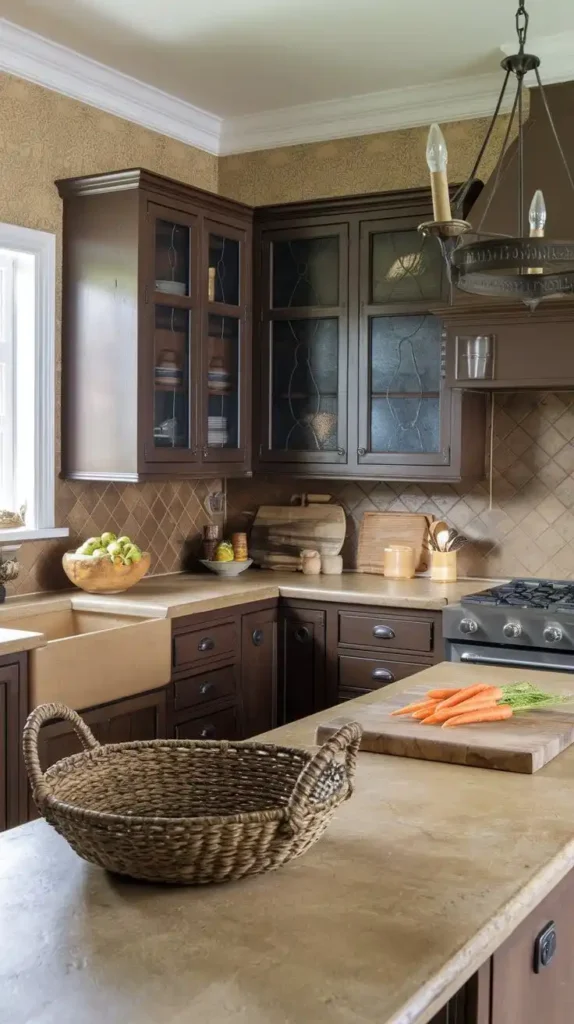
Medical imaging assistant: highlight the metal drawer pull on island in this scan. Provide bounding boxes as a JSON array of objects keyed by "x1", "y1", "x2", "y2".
[
  {"x1": 371, "y1": 668, "x2": 394, "y2": 683},
  {"x1": 198, "y1": 637, "x2": 215, "y2": 652},
  {"x1": 373, "y1": 625, "x2": 395, "y2": 640}
]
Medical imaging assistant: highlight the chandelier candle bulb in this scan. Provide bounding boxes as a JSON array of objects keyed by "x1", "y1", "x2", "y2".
[
  {"x1": 528, "y1": 189, "x2": 546, "y2": 274},
  {"x1": 426, "y1": 123, "x2": 452, "y2": 222}
]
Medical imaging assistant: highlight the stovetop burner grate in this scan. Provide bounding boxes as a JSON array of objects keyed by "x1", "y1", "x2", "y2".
[{"x1": 462, "y1": 579, "x2": 574, "y2": 610}]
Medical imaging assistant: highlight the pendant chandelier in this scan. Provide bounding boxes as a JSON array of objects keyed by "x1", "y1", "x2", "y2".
[{"x1": 419, "y1": 1, "x2": 574, "y2": 307}]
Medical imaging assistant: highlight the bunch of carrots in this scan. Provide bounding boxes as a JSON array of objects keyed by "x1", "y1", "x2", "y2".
[{"x1": 390, "y1": 684, "x2": 511, "y2": 728}]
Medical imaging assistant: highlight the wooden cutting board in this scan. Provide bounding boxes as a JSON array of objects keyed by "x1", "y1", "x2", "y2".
[
  {"x1": 316, "y1": 684, "x2": 574, "y2": 774},
  {"x1": 250, "y1": 504, "x2": 346, "y2": 567},
  {"x1": 356, "y1": 512, "x2": 432, "y2": 574}
]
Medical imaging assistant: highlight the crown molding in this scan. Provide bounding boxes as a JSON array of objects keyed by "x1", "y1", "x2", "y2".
[
  {"x1": 219, "y1": 71, "x2": 516, "y2": 156},
  {"x1": 0, "y1": 19, "x2": 221, "y2": 155}
]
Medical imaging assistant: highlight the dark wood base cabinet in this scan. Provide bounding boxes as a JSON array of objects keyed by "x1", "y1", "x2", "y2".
[{"x1": 0, "y1": 654, "x2": 28, "y2": 831}]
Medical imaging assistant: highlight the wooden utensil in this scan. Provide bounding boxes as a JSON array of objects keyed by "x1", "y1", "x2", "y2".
[
  {"x1": 315, "y1": 687, "x2": 574, "y2": 774},
  {"x1": 356, "y1": 512, "x2": 431, "y2": 574}
]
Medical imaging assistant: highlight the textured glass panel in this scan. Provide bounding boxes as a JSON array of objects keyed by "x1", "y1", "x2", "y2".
[
  {"x1": 207, "y1": 315, "x2": 240, "y2": 449},
  {"x1": 273, "y1": 237, "x2": 339, "y2": 308},
  {"x1": 371, "y1": 397, "x2": 440, "y2": 453},
  {"x1": 371, "y1": 230, "x2": 444, "y2": 304},
  {"x1": 271, "y1": 318, "x2": 338, "y2": 451},
  {"x1": 208, "y1": 234, "x2": 239, "y2": 306},
  {"x1": 153, "y1": 305, "x2": 190, "y2": 449},
  {"x1": 371, "y1": 315, "x2": 441, "y2": 394},
  {"x1": 155, "y1": 220, "x2": 190, "y2": 297}
]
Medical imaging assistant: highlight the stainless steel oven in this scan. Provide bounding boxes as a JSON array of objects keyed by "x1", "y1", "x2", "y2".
[{"x1": 446, "y1": 641, "x2": 574, "y2": 673}]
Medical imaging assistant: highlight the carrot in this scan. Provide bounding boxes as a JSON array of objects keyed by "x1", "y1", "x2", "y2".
[
  {"x1": 426, "y1": 688, "x2": 461, "y2": 700},
  {"x1": 391, "y1": 699, "x2": 438, "y2": 717},
  {"x1": 442, "y1": 705, "x2": 513, "y2": 728},
  {"x1": 411, "y1": 704, "x2": 440, "y2": 720},
  {"x1": 436, "y1": 685, "x2": 502, "y2": 710},
  {"x1": 421, "y1": 697, "x2": 499, "y2": 724}
]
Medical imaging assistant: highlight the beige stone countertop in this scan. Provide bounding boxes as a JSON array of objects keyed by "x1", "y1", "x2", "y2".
[
  {"x1": 0, "y1": 571, "x2": 498, "y2": 626},
  {"x1": 4, "y1": 661, "x2": 574, "y2": 1024},
  {"x1": 0, "y1": 626, "x2": 45, "y2": 656}
]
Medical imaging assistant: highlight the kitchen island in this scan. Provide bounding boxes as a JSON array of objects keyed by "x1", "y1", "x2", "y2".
[{"x1": 3, "y1": 661, "x2": 574, "y2": 1024}]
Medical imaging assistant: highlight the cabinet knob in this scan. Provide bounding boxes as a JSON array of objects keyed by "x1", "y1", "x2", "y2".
[
  {"x1": 252, "y1": 628, "x2": 264, "y2": 646},
  {"x1": 357, "y1": 447, "x2": 367, "y2": 457},
  {"x1": 294, "y1": 626, "x2": 310, "y2": 644},
  {"x1": 202, "y1": 446, "x2": 208, "y2": 458},
  {"x1": 199, "y1": 681, "x2": 214, "y2": 696},
  {"x1": 200, "y1": 724, "x2": 216, "y2": 739},
  {"x1": 337, "y1": 447, "x2": 346, "y2": 457},
  {"x1": 371, "y1": 668, "x2": 394, "y2": 682},
  {"x1": 372, "y1": 625, "x2": 395, "y2": 640},
  {"x1": 198, "y1": 637, "x2": 215, "y2": 652}
]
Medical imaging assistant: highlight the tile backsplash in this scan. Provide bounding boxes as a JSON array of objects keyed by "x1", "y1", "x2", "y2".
[
  {"x1": 11, "y1": 478, "x2": 223, "y2": 596},
  {"x1": 226, "y1": 392, "x2": 574, "y2": 581}
]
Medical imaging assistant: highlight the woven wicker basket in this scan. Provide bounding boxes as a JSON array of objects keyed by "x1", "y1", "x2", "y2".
[{"x1": 23, "y1": 703, "x2": 361, "y2": 885}]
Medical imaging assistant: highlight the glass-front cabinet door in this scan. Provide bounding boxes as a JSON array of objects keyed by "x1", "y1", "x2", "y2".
[
  {"x1": 357, "y1": 219, "x2": 451, "y2": 469},
  {"x1": 202, "y1": 219, "x2": 249, "y2": 465},
  {"x1": 145, "y1": 204, "x2": 200, "y2": 464},
  {"x1": 259, "y1": 225, "x2": 348, "y2": 465}
]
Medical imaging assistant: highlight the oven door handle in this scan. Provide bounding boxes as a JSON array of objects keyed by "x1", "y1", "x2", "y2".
[{"x1": 460, "y1": 652, "x2": 574, "y2": 672}]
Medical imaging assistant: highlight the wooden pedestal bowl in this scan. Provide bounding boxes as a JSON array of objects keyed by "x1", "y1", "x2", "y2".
[{"x1": 62, "y1": 551, "x2": 151, "y2": 594}]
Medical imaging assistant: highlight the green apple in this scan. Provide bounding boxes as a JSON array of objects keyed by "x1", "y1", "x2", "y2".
[
  {"x1": 91, "y1": 548, "x2": 108, "y2": 560},
  {"x1": 117, "y1": 536, "x2": 131, "y2": 548},
  {"x1": 100, "y1": 531, "x2": 117, "y2": 547},
  {"x1": 79, "y1": 540, "x2": 99, "y2": 556},
  {"x1": 125, "y1": 545, "x2": 142, "y2": 563},
  {"x1": 107, "y1": 541, "x2": 122, "y2": 557}
]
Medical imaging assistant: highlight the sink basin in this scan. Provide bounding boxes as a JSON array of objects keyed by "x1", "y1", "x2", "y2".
[{"x1": 21, "y1": 609, "x2": 171, "y2": 711}]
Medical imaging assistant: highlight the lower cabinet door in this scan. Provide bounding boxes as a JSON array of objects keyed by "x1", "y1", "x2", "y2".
[
  {"x1": 240, "y1": 606, "x2": 277, "y2": 738},
  {"x1": 174, "y1": 705, "x2": 239, "y2": 741},
  {"x1": 279, "y1": 609, "x2": 326, "y2": 724}
]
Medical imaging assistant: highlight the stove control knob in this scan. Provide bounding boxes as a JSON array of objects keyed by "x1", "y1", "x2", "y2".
[
  {"x1": 503, "y1": 621, "x2": 523, "y2": 639},
  {"x1": 459, "y1": 618, "x2": 478, "y2": 635},
  {"x1": 544, "y1": 625, "x2": 563, "y2": 644}
]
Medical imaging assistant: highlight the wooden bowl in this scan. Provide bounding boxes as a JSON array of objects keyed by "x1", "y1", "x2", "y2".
[{"x1": 62, "y1": 551, "x2": 151, "y2": 594}]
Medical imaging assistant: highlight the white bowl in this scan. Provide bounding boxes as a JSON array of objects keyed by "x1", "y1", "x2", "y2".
[{"x1": 200, "y1": 558, "x2": 253, "y2": 577}]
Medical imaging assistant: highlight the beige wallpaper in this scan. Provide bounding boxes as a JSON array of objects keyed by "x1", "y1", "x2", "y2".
[{"x1": 0, "y1": 72, "x2": 221, "y2": 594}]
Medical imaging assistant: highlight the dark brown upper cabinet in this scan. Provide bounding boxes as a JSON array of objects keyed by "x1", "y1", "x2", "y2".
[
  {"x1": 253, "y1": 188, "x2": 486, "y2": 481},
  {"x1": 57, "y1": 169, "x2": 253, "y2": 481}
]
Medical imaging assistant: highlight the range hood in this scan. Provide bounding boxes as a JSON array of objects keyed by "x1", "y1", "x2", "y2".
[{"x1": 442, "y1": 81, "x2": 574, "y2": 391}]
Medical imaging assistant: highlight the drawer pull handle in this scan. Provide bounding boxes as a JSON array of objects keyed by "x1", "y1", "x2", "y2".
[
  {"x1": 200, "y1": 724, "x2": 216, "y2": 739},
  {"x1": 199, "y1": 681, "x2": 214, "y2": 696},
  {"x1": 198, "y1": 637, "x2": 215, "y2": 652},
  {"x1": 371, "y1": 668, "x2": 394, "y2": 682},
  {"x1": 252, "y1": 629, "x2": 264, "y2": 646},
  {"x1": 294, "y1": 626, "x2": 310, "y2": 644},
  {"x1": 373, "y1": 625, "x2": 395, "y2": 640}
]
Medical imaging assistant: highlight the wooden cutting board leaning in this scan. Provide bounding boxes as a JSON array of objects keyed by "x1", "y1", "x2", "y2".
[
  {"x1": 356, "y1": 512, "x2": 432, "y2": 574},
  {"x1": 316, "y1": 684, "x2": 574, "y2": 774}
]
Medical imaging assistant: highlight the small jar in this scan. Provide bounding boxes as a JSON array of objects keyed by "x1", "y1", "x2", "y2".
[
  {"x1": 383, "y1": 545, "x2": 416, "y2": 580},
  {"x1": 232, "y1": 532, "x2": 249, "y2": 561},
  {"x1": 431, "y1": 550, "x2": 457, "y2": 582},
  {"x1": 301, "y1": 549, "x2": 321, "y2": 575},
  {"x1": 321, "y1": 554, "x2": 343, "y2": 575}
]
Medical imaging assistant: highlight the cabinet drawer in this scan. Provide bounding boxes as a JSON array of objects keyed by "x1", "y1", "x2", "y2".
[
  {"x1": 338, "y1": 612, "x2": 432, "y2": 653},
  {"x1": 174, "y1": 706, "x2": 239, "y2": 741},
  {"x1": 173, "y1": 621, "x2": 238, "y2": 669},
  {"x1": 174, "y1": 664, "x2": 237, "y2": 712},
  {"x1": 339, "y1": 654, "x2": 428, "y2": 692}
]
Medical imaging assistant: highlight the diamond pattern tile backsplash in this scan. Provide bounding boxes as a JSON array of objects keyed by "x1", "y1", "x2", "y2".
[
  {"x1": 226, "y1": 392, "x2": 574, "y2": 581},
  {"x1": 11, "y1": 478, "x2": 224, "y2": 596}
]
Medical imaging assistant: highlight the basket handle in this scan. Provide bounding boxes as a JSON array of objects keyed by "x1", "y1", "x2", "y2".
[
  {"x1": 286, "y1": 722, "x2": 362, "y2": 835},
  {"x1": 22, "y1": 702, "x2": 100, "y2": 811}
]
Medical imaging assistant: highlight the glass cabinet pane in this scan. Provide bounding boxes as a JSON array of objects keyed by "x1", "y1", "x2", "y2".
[
  {"x1": 208, "y1": 234, "x2": 239, "y2": 306},
  {"x1": 369, "y1": 314, "x2": 441, "y2": 453},
  {"x1": 153, "y1": 305, "x2": 191, "y2": 449},
  {"x1": 371, "y1": 229, "x2": 444, "y2": 305},
  {"x1": 271, "y1": 317, "x2": 338, "y2": 451},
  {"x1": 207, "y1": 314, "x2": 240, "y2": 449},
  {"x1": 272, "y1": 237, "x2": 339, "y2": 308},
  {"x1": 154, "y1": 219, "x2": 191, "y2": 297}
]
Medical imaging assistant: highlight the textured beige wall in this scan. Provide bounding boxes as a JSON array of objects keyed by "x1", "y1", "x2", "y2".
[
  {"x1": 218, "y1": 115, "x2": 510, "y2": 205},
  {"x1": 0, "y1": 72, "x2": 221, "y2": 594}
]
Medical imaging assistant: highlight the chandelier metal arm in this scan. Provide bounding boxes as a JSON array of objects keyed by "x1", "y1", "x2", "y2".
[
  {"x1": 517, "y1": 74, "x2": 524, "y2": 236},
  {"x1": 477, "y1": 76, "x2": 522, "y2": 234},
  {"x1": 533, "y1": 67, "x2": 574, "y2": 195},
  {"x1": 452, "y1": 69, "x2": 511, "y2": 216}
]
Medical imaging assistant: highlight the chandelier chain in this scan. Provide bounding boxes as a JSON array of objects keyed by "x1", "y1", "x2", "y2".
[{"x1": 516, "y1": 2, "x2": 529, "y2": 51}]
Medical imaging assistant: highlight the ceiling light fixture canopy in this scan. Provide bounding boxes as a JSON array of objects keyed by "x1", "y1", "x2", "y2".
[{"x1": 419, "y1": 1, "x2": 574, "y2": 308}]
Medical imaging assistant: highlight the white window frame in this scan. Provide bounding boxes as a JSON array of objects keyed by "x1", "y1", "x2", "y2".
[{"x1": 0, "y1": 223, "x2": 68, "y2": 543}]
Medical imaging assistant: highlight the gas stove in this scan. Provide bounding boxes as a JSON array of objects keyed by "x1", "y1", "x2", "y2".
[{"x1": 443, "y1": 579, "x2": 574, "y2": 672}]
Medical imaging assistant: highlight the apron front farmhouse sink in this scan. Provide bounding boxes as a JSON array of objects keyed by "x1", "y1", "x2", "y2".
[{"x1": 17, "y1": 609, "x2": 171, "y2": 711}]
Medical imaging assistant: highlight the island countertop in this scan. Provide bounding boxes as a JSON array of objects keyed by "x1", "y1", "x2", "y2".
[{"x1": 3, "y1": 662, "x2": 574, "y2": 1024}]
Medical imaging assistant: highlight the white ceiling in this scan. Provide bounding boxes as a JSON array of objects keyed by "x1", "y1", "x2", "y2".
[{"x1": 1, "y1": 0, "x2": 574, "y2": 153}]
